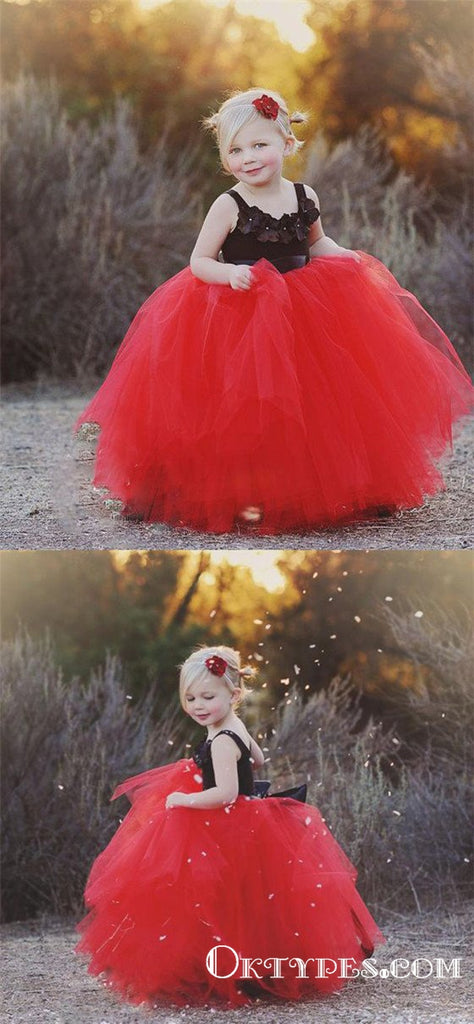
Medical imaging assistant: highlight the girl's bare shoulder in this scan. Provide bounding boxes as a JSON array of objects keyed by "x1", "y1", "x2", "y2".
[
  {"x1": 303, "y1": 182, "x2": 321, "y2": 205},
  {"x1": 209, "y1": 191, "x2": 238, "y2": 212},
  {"x1": 300, "y1": 182, "x2": 320, "y2": 205},
  {"x1": 203, "y1": 191, "x2": 238, "y2": 228}
]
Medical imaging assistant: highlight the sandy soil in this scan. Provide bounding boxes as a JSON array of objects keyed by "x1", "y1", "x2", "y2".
[
  {"x1": 1, "y1": 383, "x2": 473, "y2": 551},
  {"x1": 1, "y1": 904, "x2": 472, "y2": 1024}
]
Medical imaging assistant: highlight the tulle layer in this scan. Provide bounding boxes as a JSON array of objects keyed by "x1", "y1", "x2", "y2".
[
  {"x1": 75, "y1": 759, "x2": 385, "y2": 1008},
  {"x1": 76, "y1": 255, "x2": 473, "y2": 533}
]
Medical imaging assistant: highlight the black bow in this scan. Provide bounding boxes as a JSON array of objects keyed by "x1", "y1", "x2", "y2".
[{"x1": 254, "y1": 780, "x2": 307, "y2": 803}]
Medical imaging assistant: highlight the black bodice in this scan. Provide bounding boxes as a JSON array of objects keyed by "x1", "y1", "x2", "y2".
[
  {"x1": 220, "y1": 182, "x2": 320, "y2": 273},
  {"x1": 192, "y1": 729, "x2": 255, "y2": 796}
]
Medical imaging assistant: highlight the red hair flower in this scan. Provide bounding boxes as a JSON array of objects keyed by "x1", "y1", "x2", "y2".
[
  {"x1": 205, "y1": 655, "x2": 227, "y2": 677},
  {"x1": 252, "y1": 94, "x2": 279, "y2": 120}
]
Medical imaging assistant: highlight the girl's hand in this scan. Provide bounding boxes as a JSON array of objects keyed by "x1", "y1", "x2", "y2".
[
  {"x1": 228, "y1": 265, "x2": 253, "y2": 291},
  {"x1": 166, "y1": 791, "x2": 192, "y2": 809}
]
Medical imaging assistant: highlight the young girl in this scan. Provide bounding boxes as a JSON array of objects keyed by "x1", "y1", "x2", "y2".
[
  {"x1": 76, "y1": 88, "x2": 472, "y2": 534},
  {"x1": 75, "y1": 645, "x2": 385, "y2": 1008}
]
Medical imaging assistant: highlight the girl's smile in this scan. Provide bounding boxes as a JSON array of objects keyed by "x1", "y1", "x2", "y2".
[
  {"x1": 184, "y1": 678, "x2": 237, "y2": 733},
  {"x1": 226, "y1": 121, "x2": 293, "y2": 191}
]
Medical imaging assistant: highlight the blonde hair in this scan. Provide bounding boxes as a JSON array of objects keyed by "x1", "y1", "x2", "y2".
[
  {"x1": 179, "y1": 644, "x2": 253, "y2": 710},
  {"x1": 203, "y1": 88, "x2": 307, "y2": 172}
]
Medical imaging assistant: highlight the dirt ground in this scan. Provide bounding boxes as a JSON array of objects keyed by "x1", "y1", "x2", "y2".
[
  {"x1": 1, "y1": 383, "x2": 473, "y2": 551},
  {"x1": 1, "y1": 903, "x2": 472, "y2": 1024}
]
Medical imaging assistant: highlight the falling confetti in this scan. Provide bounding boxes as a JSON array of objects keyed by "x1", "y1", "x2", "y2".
[
  {"x1": 414, "y1": 610, "x2": 424, "y2": 618},
  {"x1": 209, "y1": 609, "x2": 216, "y2": 618},
  {"x1": 384, "y1": 596, "x2": 393, "y2": 602},
  {"x1": 354, "y1": 616, "x2": 361, "y2": 623}
]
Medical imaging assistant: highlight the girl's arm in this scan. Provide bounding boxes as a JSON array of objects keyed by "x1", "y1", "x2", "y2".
[
  {"x1": 249, "y1": 735, "x2": 266, "y2": 769},
  {"x1": 166, "y1": 734, "x2": 239, "y2": 809},
  {"x1": 305, "y1": 185, "x2": 360, "y2": 261},
  {"x1": 190, "y1": 194, "x2": 253, "y2": 290}
]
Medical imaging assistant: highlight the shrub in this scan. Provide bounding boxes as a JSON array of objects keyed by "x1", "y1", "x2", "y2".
[
  {"x1": 1, "y1": 75, "x2": 200, "y2": 381},
  {"x1": 266, "y1": 608, "x2": 473, "y2": 912},
  {"x1": 0, "y1": 631, "x2": 183, "y2": 922}
]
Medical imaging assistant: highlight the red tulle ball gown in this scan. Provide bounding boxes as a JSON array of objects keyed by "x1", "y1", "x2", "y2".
[
  {"x1": 75, "y1": 731, "x2": 385, "y2": 1008},
  {"x1": 76, "y1": 183, "x2": 473, "y2": 533}
]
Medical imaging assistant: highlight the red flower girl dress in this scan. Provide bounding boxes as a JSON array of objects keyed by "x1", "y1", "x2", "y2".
[
  {"x1": 75, "y1": 730, "x2": 385, "y2": 1008},
  {"x1": 76, "y1": 182, "x2": 472, "y2": 533}
]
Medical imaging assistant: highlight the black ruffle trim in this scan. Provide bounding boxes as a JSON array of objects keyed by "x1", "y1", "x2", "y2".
[
  {"x1": 236, "y1": 196, "x2": 320, "y2": 244},
  {"x1": 192, "y1": 739, "x2": 211, "y2": 768}
]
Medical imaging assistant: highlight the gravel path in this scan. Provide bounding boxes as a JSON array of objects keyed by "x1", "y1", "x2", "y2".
[
  {"x1": 1, "y1": 384, "x2": 473, "y2": 550},
  {"x1": 1, "y1": 904, "x2": 472, "y2": 1024}
]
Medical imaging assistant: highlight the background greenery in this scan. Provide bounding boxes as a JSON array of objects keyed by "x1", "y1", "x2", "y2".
[{"x1": 2, "y1": 0, "x2": 473, "y2": 379}]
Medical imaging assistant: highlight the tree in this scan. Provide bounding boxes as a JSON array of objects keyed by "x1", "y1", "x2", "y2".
[{"x1": 300, "y1": 0, "x2": 474, "y2": 188}]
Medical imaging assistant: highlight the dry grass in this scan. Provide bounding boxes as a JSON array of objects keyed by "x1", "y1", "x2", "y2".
[
  {"x1": 0, "y1": 384, "x2": 473, "y2": 550},
  {"x1": 1, "y1": 903, "x2": 473, "y2": 1023}
]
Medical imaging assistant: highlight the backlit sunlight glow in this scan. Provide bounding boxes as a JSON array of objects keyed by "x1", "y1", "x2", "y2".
[
  {"x1": 138, "y1": 0, "x2": 315, "y2": 52},
  {"x1": 113, "y1": 550, "x2": 286, "y2": 590},
  {"x1": 208, "y1": 550, "x2": 286, "y2": 590}
]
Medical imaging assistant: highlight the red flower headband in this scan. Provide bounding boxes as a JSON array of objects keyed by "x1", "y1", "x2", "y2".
[
  {"x1": 205, "y1": 654, "x2": 228, "y2": 677},
  {"x1": 252, "y1": 94, "x2": 280, "y2": 120}
]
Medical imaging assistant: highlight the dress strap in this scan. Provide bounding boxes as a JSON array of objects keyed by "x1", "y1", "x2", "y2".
[
  {"x1": 294, "y1": 182, "x2": 306, "y2": 206},
  {"x1": 226, "y1": 189, "x2": 248, "y2": 210},
  {"x1": 210, "y1": 729, "x2": 251, "y2": 753}
]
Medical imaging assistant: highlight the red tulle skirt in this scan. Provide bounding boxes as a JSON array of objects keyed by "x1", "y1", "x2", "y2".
[
  {"x1": 75, "y1": 759, "x2": 385, "y2": 1008},
  {"x1": 76, "y1": 255, "x2": 473, "y2": 533}
]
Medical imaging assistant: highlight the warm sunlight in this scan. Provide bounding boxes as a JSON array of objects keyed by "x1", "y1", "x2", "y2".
[
  {"x1": 113, "y1": 549, "x2": 286, "y2": 590},
  {"x1": 138, "y1": 0, "x2": 315, "y2": 51},
  {"x1": 208, "y1": 550, "x2": 286, "y2": 590}
]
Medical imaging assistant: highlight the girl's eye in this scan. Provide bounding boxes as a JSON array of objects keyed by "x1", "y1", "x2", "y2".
[{"x1": 255, "y1": 143, "x2": 266, "y2": 149}]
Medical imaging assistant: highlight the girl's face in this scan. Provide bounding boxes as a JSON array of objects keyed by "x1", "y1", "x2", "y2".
[
  {"x1": 184, "y1": 677, "x2": 237, "y2": 728},
  {"x1": 225, "y1": 121, "x2": 293, "y2": 186}
]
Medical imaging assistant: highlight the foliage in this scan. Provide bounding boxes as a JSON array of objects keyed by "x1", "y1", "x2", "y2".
[
  {"x1": 0, "y1": 631, "x2": 184, "y2": 922},
  {"x1": 2, "y1": 550, "x2": 472, "y2": 724},
  {"x1": 264, "y1": 550, "x2": 473, "y2": 720},
  {"x1": 0, "y1": 550, "x2": 213, "y2": 698},
  {"x1": 1, "y1": 75, "x2": 199, "y2": 381},
  {"x1": 301, "y1": 0, "x2": 474, "y2": 188},
  {"x1": 0, "y1": 0, "x2": 299, "y2": 153},
  {"x1": 266, "y1": 604, "x2": 473, "y2": 911}
]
